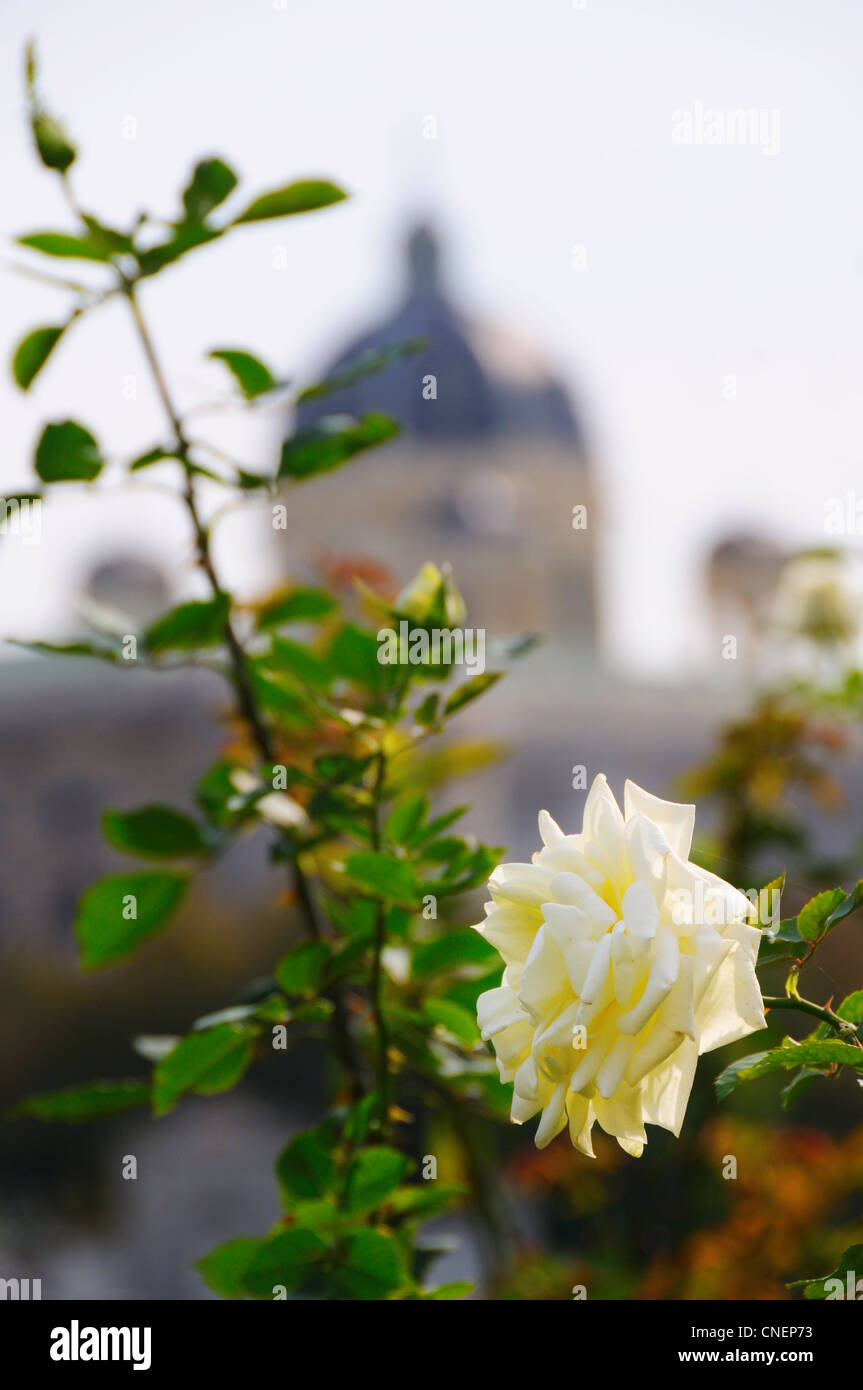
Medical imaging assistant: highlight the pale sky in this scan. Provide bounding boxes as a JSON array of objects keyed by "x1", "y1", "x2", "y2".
[{"x1": 2, "y1": 0, "x2": 863, "y2": 675}]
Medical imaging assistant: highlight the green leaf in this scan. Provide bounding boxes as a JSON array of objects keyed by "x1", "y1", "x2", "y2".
[
  {"x1": 234, "y1": 466, "x2": 273, "y2": 490},
  {"x1": 415, "y1": 805, "x2": 469, "y2": 843},
  {"x1": 797, "y1": 888, "x2": 847, "y2": 943},
  {"x1": 136, "y1": 223, "x2": 221, "y2": 277},
  {"x1": 824, "y1": 878, "x2": 863, "y2": 933},
  {"x1": 276, "y1": 1129, "x2": 336, "y2": 1203},
  {"x1": 419, "y1": 836, "x2": 465, "y2": 865},
  {"x1": 788, "y1": 1245, "x2": 863, "y2": 1299},
  {"x1": 248, "y1": 665, "x2": 317, "y2": 725},
  {"x1": 196, "y1": 759, "x2": 247, "y2": 825},
  {"x1": 444, "y1": 671, "x2": 502, "y2": 716},
  {"x1": 756, "y1": 917, "x2": 805, "y2": 965},
  {"x1": 344, "y1": 1147, "x2": 410, "y2": 1216},
  {"x1": 412, "y1": 929, "x2": 499, "y2": 980},
  {"x1": 716, "y1": 1039, "x2": 863, "y2": 1099},
  {"x1": 145, "y1": 594, "x2": 229, "y2": 651},
  {"x1": 233, "y1": 179, "x2": 347, "y2": 225},
  {"x1": 343, "y1": 1091, "x2": 380, "y2": 1146},
  {"x1": 76, "y1": 871, "x2": 188, "y2": 970},
  {"x1": 345, "y1": 851, "x2": 420, "y2": 904},
  {"x1": 385, "y1": 794, "x2": 429, "y2": 847},
  {"x1": 10, "y1": 639, "x2": 119, "y2": 664},
  {"x1": 242, "y1": 1229, "x2": 329, "y2": 1299},
  {"x1": 80, "y1": 215, "x2": 134, "y2": 255},
  {"x1": 445, "y1": 967, "x2": 502, "y2": 1015},
  {"x1": 282, "y1": 1199, "x2": 341, "y2": 1230},
  {"x1": 323, "y1": 934, "x2": 374, "y2": 988},
  {"x1": 152, "y1": 1023, "x2": 257, "y2": 1116},
  {"x1": 129, "y1": 447, "x2": 180, "y2": 471},
  {"x1": 12, "y1": 325, "x2": 65, "y2": 390},
  {"x1": 297, "y1": 339, "x2": 426, "y2": 404},
  {"x1": 195, "y1": 1236, "x2": 263, "y2": 1299},
  {"x1": 426, "y1": 1282, "x2": 473, "y2": 1300},
  {"x1": 289, "y1": 1000, "x2": 333, "y2": 1024},
  {"x1": 182, "y1": 158, "x2": 238, "y2": 223},
  {"x1": 17, "y1": 232, "x2": 109, "y2": 262},
  {"x1": 102, "y1": 805, "x2": 209, "y2": 858},
  {"x1": 426, "y1": 842, "x2": 501, "y2": 894},
  {"x1": 385, "y1": 904, "x2": 412, "y2": 939},
  {"x1": 35, "y1": 420, "x2": 103, "y2": 482},
  {"x1": 388, "y1": 1183, "x2": 468, "y2": 1219},
  {"x1": 315, "y1": 751, "x2": 373, "y2": 784},
  {"x1": 780, "y1": 1068, "x2": 822, "y2": 1109},
  {"x1": 257, "y1": 587, "x2": 337, "y2": 630},
  {"x1": 25, "y1": 44, "x2": 76, "y2": 172},
  {"x1": 275, "y1": 941, "x2": 330, "y2": 998},
  {"x1": 836, "y1": 988, "x2": 863, "y2": 1025},
  {"x1": 331, "y1": 1229, "x2": 405, "y2": 1299},
  {"x1": 209, "y1": 348, "x2": 278, "y2": 400},
  {"x1": 278, "y1": 413, "x2": 398, "y2": 481},
  {"x1": 424, "y1": 998, "x2": 481, "y2": 1044},
  {"x1": 327, "y1": 897, "x2": 376, "y2": 938},
  {"x1": 265, "y1": 636, "x2": 331, "y2": 690},
  {"x1": 329, "y1": 621, "x2": 393, "y2": 692},
  {"x1": 9, "y1": 1078, "x2": 149, "y2": 1122},
  {"x1": 414, "y1": 693, "x2": 440, "y2": 728}
]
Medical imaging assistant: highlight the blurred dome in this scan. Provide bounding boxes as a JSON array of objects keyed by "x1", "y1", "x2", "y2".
[{"x1": 296, "y1": 222, "x2": 585, "y2": 450}]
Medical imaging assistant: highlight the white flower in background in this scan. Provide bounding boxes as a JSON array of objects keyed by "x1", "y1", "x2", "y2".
[
  {"x1": 775, "y1": 554, "x2": 860, "y2": 648},
  {"x1": 474, "y1": 776, "x2": 765, "y2": 1157},
  {"x1": 230, "y1": 770, "x2": 308, "y2": 830}
]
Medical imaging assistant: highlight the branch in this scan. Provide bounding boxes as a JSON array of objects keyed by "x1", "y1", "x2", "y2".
[
  {"x1": 762, "y1": 994, "x2": 863, "y2": 1043},
  {"x1": 122, "y1": 279, "x2": 365, "y2": 1098}
]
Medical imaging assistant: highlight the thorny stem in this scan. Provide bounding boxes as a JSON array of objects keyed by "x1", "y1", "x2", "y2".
[
  {"x1": 761, "y1": 994, "x2": 863, "y2": 1043},
  {"x1": 123, "y1": 278, "x2": 364, "y2": 1098}
]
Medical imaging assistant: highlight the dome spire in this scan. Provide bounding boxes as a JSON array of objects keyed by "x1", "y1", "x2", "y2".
[{"x1": 405, "y1": 223, "x2": 441, "y2": 297}]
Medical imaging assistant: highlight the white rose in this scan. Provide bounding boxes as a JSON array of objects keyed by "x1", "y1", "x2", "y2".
[{"x1": 474, "y1": 775, "x2": 766, "y2": 1157}]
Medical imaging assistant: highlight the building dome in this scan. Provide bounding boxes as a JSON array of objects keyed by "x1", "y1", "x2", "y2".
[{"x1": 297, "y1": 223, "x2": 585, "y2": 449}]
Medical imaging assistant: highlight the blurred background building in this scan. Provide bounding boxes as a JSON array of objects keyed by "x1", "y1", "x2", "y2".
[{"x1": 288, "y1": 222, "x2": 598, "y2": 647}]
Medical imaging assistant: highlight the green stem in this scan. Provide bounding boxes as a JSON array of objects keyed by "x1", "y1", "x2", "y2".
[
  {"x1": 762, "y1": 994, "x2": 862, "y2": 1042},
  {"x1": 123, "y1": 279, "x2": 364, "y2": 1098},
  {"x1": 124, "y1": 286, "x2": 272, "y2": 753}
]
